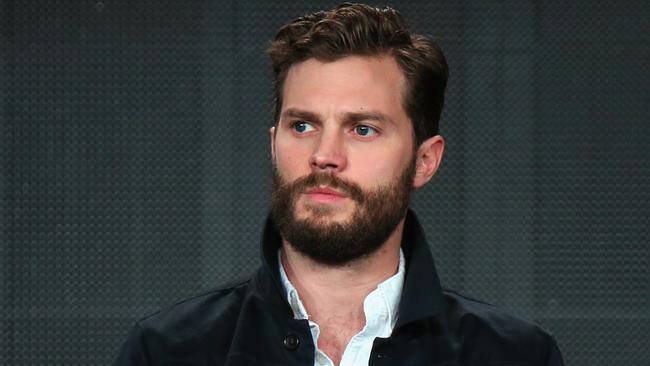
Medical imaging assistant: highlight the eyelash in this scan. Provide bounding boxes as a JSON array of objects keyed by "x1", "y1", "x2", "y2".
[
  {"x1": 290, "y1": 121, "x2": 314, "y2": 133},
  {"x1": 288, "y1": 121, "x2": 379, "y2": 138},
  {"x1": 353, "y1": 124, "x2": 378, "y2": 137}
]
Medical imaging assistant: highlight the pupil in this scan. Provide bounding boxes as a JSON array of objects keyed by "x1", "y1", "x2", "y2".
[
  {"x1": 357, "y1": 126, "x2": 368, "y2": 135},
  {"x1": 295, "y1": 123, "x2": 305, "y2": 132}
]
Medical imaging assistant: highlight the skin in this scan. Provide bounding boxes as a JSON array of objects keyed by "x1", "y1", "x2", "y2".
[{"x1": 269, "y1": 55, "x2": 444, "y2": 365}]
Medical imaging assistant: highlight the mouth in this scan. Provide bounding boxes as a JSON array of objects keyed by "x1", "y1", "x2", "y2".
[{"x1": 303, "y1": 186, "x2": 349, "y2": 203}]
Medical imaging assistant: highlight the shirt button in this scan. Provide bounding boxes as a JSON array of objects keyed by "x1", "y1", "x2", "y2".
[{"x1": 283, "y1": 333, "x2": 300, "y2": 351}]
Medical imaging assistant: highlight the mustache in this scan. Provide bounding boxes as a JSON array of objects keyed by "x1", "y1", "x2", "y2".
[{"x1": 284, "y1": 172, "x2": 365, "y2": 203}]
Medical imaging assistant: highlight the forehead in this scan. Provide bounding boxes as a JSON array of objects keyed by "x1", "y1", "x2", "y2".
[{"x1": 281, "y1": 55, "x2": 409, "y2": 124}]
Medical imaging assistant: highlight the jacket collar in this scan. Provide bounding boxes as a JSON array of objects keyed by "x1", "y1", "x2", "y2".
[
  {"x1": 395, "y1": 209, "x2": 445, "y2": 327},
  {"x1": 255, "y1": 209, "x2": 446, "y2": 327}
]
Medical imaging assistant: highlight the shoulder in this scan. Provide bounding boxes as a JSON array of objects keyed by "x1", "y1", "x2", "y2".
[
  {"x1": 115, "y1": 276, "x2": 255, "y2": 365},
  {"x1": 139, "y1": 276, "x2": 252, "y2": 339},
  {"x1": 442, "y1": 289, "x2": 561, "y2": 365}
]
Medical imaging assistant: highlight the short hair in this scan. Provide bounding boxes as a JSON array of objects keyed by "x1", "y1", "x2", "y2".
[{"x1": 268, "y1": 3, "x2": 449, "y2": 146}]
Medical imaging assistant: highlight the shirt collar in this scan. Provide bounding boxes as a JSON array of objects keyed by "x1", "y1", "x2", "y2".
[
  {"x1": 277, "y1": 250, "x2": 309, "y2": 320},
  {"x1": 277, "y1": 248, "x2": 406, "y2": 331}
]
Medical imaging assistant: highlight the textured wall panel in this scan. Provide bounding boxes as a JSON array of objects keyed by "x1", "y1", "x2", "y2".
[{"x1": 2, "y1": 0, "x2": 648, "y2": 364}]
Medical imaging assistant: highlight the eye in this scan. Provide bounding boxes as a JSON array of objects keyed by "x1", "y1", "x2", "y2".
[
  {"x1": 353, "y1": 124, "x2": 378, "y2": 137},
  {"x1": 291, "y1": 121, "x2": 315, "y2": 134}
]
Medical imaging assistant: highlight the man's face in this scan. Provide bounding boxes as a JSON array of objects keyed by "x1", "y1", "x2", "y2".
[{"x1": 269, "y1": 55, "x2": 419, "y2": 265}]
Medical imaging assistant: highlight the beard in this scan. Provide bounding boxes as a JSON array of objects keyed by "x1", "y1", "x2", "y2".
[{"x1": 270, "y1": 158, "x2": 416, "y2": 266}]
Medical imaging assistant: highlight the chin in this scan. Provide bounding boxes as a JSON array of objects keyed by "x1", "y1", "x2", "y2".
[{"x1": 296, "y1": 202, "x2": 355, "y2": 223}]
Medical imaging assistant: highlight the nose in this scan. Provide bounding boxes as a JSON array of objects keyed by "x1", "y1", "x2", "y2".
[{"x1": 309, "y1": 129, "x2": 347, "y2": 172}]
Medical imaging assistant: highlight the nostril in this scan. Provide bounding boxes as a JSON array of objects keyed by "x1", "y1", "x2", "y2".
[
  {"x1": 310, "y1": 155, "x2": 337, "y2": 169},
  {"x1": 311, "y1": 159, "x2": 339, "y2": 170}
]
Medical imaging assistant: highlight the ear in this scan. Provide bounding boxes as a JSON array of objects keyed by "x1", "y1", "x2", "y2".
[
  {"x1": 269, "y1": 126, "x2": 277, "y2": 161},
  {"x1": 412, "y1": 135, "x2": 444, "y2": 189}
]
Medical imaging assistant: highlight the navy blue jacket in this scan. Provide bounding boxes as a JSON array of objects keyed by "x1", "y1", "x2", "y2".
[{"x1": 114, "y1": 210, "x2": 564, "y2": 365}]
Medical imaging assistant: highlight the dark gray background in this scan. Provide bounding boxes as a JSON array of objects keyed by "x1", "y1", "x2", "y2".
[{"x1": 2, "y1": 0, "x2": 648, "y2": 364}]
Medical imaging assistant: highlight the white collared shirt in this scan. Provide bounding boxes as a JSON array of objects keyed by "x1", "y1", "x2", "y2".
[{"x1": 278, "y1": 249, "x2": 405, "y2": 366}]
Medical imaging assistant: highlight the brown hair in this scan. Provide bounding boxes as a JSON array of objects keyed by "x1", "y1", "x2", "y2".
[{"x1": 268, "y1": 3, "x2": 449, "y2": 146}]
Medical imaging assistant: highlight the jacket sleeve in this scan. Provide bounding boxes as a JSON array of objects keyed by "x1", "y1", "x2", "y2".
[
  {"x1": 113, "y1": 322, "x2": 151, "y2": 366},
  {"x1": 546, "y1": 337, "x2": 565, "y2": 366}
]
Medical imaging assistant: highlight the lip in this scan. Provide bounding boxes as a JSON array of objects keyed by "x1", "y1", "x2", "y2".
[
  {"x1": 305, "y1": 186, "x2": 346, "y2": 196},
  {"x1": 303, "y1": 186, "x2": 348, "y2": 203}
]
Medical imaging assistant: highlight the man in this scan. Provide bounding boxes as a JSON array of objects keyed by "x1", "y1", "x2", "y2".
[{"x1": 115, "y1": 4, "x2": 563, "y2": 365}]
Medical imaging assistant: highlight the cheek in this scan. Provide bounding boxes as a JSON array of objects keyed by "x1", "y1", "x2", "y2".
[
  {"x1": 349, "y1": 144, "x2": 410, "y2": 184},
  {"x1": 275, "y1": 140, "x2": 311, "y2": 178}
]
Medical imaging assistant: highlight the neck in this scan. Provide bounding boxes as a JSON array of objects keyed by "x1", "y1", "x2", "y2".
[{"x1": 280, "y1": 219, "x2": 405, "y2": 322}]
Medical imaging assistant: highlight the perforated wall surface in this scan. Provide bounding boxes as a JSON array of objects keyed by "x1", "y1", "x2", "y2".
[{"x1": 2, "y1": 1, "x2": 648, "y2": 364}]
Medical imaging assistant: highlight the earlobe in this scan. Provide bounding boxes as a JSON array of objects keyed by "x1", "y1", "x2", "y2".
[
  {"x1": 412, "y1": 135, "x2": 445, "y2": 189},
  {"x1": 269, "y1": 126, "x2": 276, "y2": 161}
]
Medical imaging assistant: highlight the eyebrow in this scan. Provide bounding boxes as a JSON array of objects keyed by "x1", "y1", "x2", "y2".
[
  {"x1": 281, "y1": 108, "x2": 321, "y2": 123},
  {"x1": 343, "y1": 111, "x2": 395, "y2": 126},
  {"x1": 281, "y1": 108, "x2": 396, "y2": 126}
]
